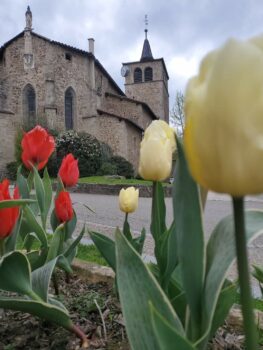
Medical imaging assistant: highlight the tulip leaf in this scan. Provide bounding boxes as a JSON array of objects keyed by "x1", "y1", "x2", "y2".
[
  {"x1": 50, "y1": 208, "x2": 60, "y2": 232},
  {"x1": 5, "y1": 212, "x2": 22, "y2": 253},
  {"x1": 43, "y1": 168, "x2": 53, "y2": 229},
  {"x1": 17, "y1": 168, "x2": 30, "y2": 199},
  {"x1": 32, "y1": 255, "x2": 71, "y2": 302},
  {"x1": 32, "y1": 165, "x2": 45, "y2": 209},
  {"x1": 32, "y1": 166, "x2": 46, "y2": 225},
  {"x1": 209, "y1": 280, "x2": 237, "y2": 339},
  {"x1": 0, "y1": 297, "x2": 72, "y2": 330},
  {"x1": 64, "y1": 225, "x2": 85, "y2": 262},
  {"x1": 159, "y1": 220, "x2": 178, "y2": 289},
  {"x1": 0, "y1": 199, "x2": 36, "y2": 209},
  {"x1": 65, "y1": 210, "x2": 77, "y2": 240},
  {"x1": 131, "y1": 227, "x2": 146, "y2": 255},
  {"x1": 23, "y1": 205, "x2": 48, "y2": 249},
  {"x1": 173, "y1": 139, "x2": 205, "y2": 338},
  {"x1": 26, "y1": 249, "x2": 48, "y2": 271},
  {"x1": 46, "y1": 224, "x2": 65, "y2": 263},
  {"x1": 90, "y1": 231, "x2": 116, "y2": 270},
  {"x1": 252, "y1": 265, "x2": 263, "y2": 284},
  {"x1": 0, "y1": 251, "x2": 32, "y2": 297},
  {"x1": 150, "y1": 304, "x2": 195, "y2": 350},
  {"x1": 115, "y1": 229, "x2": 184, "y2": 350},
  {"x1": 202, "y1": 210, "x2": 263, "y2": 340}
]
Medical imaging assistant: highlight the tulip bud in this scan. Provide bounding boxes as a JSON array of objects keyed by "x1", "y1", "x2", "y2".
[
  {"x1": 55, "y1": 191, "x2": 73, "y2": 223},
  {"x1": 21, "y1": 125, "x2": 55, "y2": 170},
  {"x1": 139, "y1": 121, "x2": 175, "y2": 181},
  {"x1": 58, "y1": 153, "x2": 79, "y2": 187},
  {"x1": 119, "y1": 187, "x2": 139, "y2": 213},
  {"x1": 184, "y1": 36, "x2": 263, "y2": 196}
]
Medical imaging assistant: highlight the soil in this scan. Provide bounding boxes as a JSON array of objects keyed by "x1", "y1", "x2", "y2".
[
  {"x1": 0, "y1": 271, "x2": 129, "y2": 350},
  {"x1": 0, "y1": 269, "x2": 259, "y2": 350}
]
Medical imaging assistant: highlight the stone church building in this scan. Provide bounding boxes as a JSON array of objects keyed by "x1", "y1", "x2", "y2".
[{"x1": 0, "y1": 7, "x2": 169, "y2": 174}]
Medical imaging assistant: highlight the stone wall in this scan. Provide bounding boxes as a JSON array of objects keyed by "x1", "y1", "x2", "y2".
[
  {"x1": 103, "y1": 93, "x2": 153, "y2": 130},
  {"x1": 0, "y1": 111, "x2": 17, "y2": 177},
  {"x1": 0, "y1": 33, "x2": 129, "y2": 172}
]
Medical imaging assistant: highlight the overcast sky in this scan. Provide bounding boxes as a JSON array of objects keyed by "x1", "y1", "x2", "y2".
[{"x1": 1, "y1": 0, "x2": 263, "y2": 109}]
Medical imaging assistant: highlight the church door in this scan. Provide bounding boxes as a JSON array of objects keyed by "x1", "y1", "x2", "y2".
[{"x1": 65, "y1": 88, "x2": 74, "y2": 130}]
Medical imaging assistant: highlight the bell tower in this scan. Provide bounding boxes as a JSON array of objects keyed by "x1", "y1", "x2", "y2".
[{"x1": 121, "y1": 16, "x2": 169, "y2": 122}]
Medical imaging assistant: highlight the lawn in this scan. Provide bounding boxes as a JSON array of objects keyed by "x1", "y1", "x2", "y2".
[{"x1": 78, "y1": 175, "x2": 171, "y2": 186}]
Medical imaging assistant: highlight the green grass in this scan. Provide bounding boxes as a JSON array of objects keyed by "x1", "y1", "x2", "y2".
[
  {"x1": 76, "y1": 243, "x2": 108, "y2": 266},
  {"x1": 78, "y1": 176, "x2": 153, "y2": 186},
  {"x1": 16, "y1": 234, "x2": 108, "y2": 266}
]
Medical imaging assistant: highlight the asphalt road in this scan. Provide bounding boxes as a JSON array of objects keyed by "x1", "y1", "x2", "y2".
[{"x1": 71, "y1": 191, "x2": 263, "y2": 293}]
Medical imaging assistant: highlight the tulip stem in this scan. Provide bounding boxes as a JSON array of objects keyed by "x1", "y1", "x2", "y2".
[{"x1": 232, "y1": 197, "x2": 258, "y2": 349}]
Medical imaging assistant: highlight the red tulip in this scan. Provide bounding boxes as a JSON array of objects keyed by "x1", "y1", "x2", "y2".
[
  {"x1": 21, "y1": 125, "x2": 55, "y2": 170},
  {"x1": 58, "y1": 154, "x2": 79, "y2": 187},
  {"x1": 55, "y1": 191, "x2": 73, "y2": 223},
  {"x1": 0, "y1": 179, "x2": 20, "y2": 239}
]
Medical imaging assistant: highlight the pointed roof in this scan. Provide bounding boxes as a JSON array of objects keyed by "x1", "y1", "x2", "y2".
[{"x1": 140, "y1": 29, "x2": 153, "y2": 62}]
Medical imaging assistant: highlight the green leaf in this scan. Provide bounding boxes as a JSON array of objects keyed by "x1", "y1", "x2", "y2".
[
  {"x1": 0, "y1": 251, "x2": 32, "y2": 296},
  {"x1": 64, "y1": 210, "x2": 77, "y2": 240},
  {"x1": 173, "y1": 139, "x2": 205, "y2": 336},
  {"x1": 42, "y1": 168, "x2": 53, "y2": 229},
  {"x1": 0, "y1": 297, "x2": 72, "y2": 330},
  {"x1": 116, "y1": 229, "x2": 184, "y2": 350},
  {"x1": 132, "y1": 227, "x2": 146, "y2": 255},
  {"x1": 26, "y1": 249, "x2": 48, "y2": 271},
  {"x1": 32, "y1": 255, "x2": 71, "y2": 302},
  {"x1": 17, "y1": 169, "x2": 30, "y2": 199},
  {"x1": 150, "y1": 304, "x2": 195, "y2": 350},
  {"x1": 202, "y1": 210, "x2": 263, "y2": 337},
  {"x1": 252, "y1": 265, "x2": 263, "y2": 284},
  {"x1": 5, "y1": 212, "x2": 22, "y2": 253},
  {"x1": 159, "y1": 220, "x2": 178, "y2": 289},
  {"x1": 46, "y1": 224, "x2": 65, "y2": 262},
  {"x1": 90, "y1": 231, "x2": 116, "y2": 270},
  {"x1": 151, "y1": 181, "x2": 166, "y2": 242},
  {"x1": 50, "y1": 208, "x2": 60, "y2": 232},
  {"x1": 64, "y1": 225, "x2": 85, "y2": 262},
  {"x1": 32, "y1": 166, "x2": 46, "y2": 225},
  {"x1": 0, "y1": 199, "x2": 36, "y2": 209},
  {"x1": 23, "y1": 205, "x2": 48, "y2": 249},
  {"x1": 209, "y1": 281, "x2": 237, "y2": 339}
]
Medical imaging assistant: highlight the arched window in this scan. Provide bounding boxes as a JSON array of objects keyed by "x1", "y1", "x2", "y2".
[
  {"x1": 144, "y1": 67, "x2": 153, "y2": 82},
  {"x1": 65, "y1": 87, "x2": 75, "y2": 130},
  {"x1": 23, "y1": 84, "x2": 36, "y2": 128},
  {"x1": 134, "y1": 68, "x2": 142, "y2": 83}
]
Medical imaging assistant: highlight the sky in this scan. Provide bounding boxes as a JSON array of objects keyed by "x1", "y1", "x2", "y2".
[{"x1": 1, "y1": 0, "x2": 263, "y2": 109}]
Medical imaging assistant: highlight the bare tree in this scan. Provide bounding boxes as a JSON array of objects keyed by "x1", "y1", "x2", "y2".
[{"x1": 170, "y1": 91, "x2": 185, "y2": 137}]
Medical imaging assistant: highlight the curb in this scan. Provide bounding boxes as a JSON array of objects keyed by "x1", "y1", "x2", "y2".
[{"x1": 55, "y1": 183, "x2": 172, "y2": 197}]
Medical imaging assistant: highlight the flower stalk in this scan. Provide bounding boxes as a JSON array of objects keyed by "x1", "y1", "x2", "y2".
[
  {"x1": 0, "y1": 239, "x2": 5, "y2": 257},
  {"x1": 232, "y1": 197, "x2": 258, "y2": 349}
]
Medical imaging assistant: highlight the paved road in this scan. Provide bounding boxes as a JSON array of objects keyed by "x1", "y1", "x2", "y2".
[{"x1": 71, "y1": 191, "x2": 263, "y2": 293}]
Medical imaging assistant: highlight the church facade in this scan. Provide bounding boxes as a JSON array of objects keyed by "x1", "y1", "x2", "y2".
[{"x1": 0, "y1": 7, "x2": 169, "y2": 175}]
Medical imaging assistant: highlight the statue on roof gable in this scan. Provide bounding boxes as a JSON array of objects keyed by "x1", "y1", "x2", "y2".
[{"x1": 25, "y1": 6, "x2": 32, "y2": 30}]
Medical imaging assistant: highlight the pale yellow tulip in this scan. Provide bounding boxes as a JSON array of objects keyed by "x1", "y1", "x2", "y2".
[
  {"x1": 119, "y1": 187, "x2": 139, "y2": 213},
  {"x1": 184, "y1": 37, "x2": 263, "y2": 196}
]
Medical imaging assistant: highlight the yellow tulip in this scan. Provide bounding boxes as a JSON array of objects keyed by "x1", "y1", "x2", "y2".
[
  {"x1": 139, "y1": 138, "x2": 173, "y2": 181},
  {"x1": 139, "y1": 121, "x2": 175, "y2": 181},
  {"x1": 119, "y1": 187, "x2": 139, "y2": 213},
  {"x1": 144, "y1": 120, "x2": 176, "y2": 152},
  {"x1": 184, "y1": 36, "x2": 263, "y2": 196}
]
